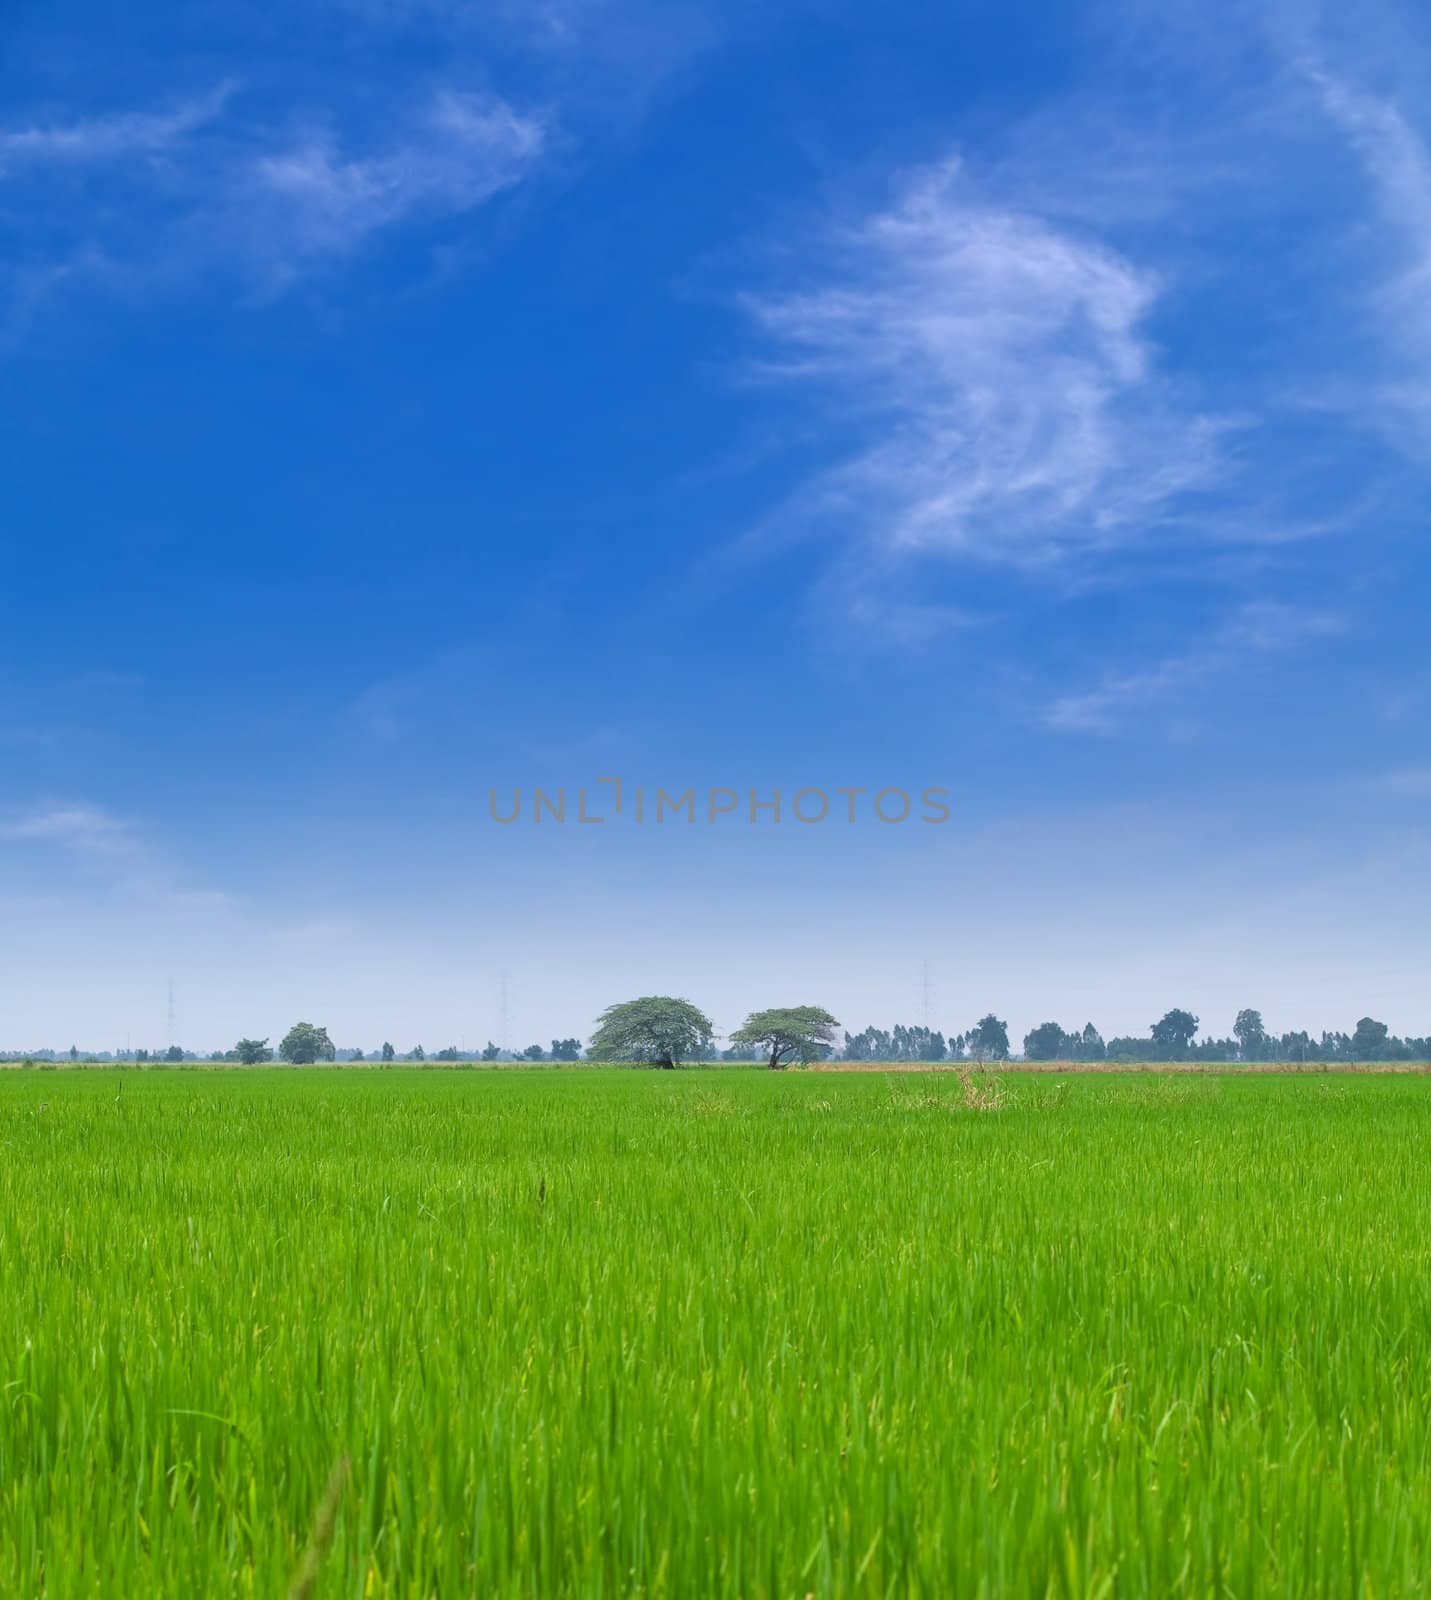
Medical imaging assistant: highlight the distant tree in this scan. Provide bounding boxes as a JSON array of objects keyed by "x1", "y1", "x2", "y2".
[
  {"x1": 235, "y1": 1037, "x2": 273, "y2": 1066},
  {"x1": 279, "y1": 1022, "x2": 335, "y2": 1065},
  {"x1": 1023, "y1": 1021, "x2": 1068, "y2": 1061},
  {"x1": 352, "y1": 1048, "x2": 365, "y2": 1062},
  {"x1": 1078, "y1": 1023, "x2": 1105, "y2": 1060},
  {"x1": 69, "y1": 1045, "x2": 79, "y2": 1062},
  {"x1": 1233, "y1": 1008, "x2": 1268, "y2": 1060},
  {"x1": 522, "y1": 1043, "x2": 546, "y2": 1061},
  {"x1": 435, "y1": 1046, "x2": 462, "y2": 1061},
  {"x1": 380, "y1": 1042, "x2": 395, "y2": 1062},
  {"x1": 1150, "y1": 1009, "x2": 1199, "y2": 1055},
  {"x1": 843, "y1": 1025, "x2": 891, "y2": 1061},
  {"x1": 164, "y1": 1045, "x2": 184, "y2": 1063},
  {"x1": 481, "y1": 1041, "x2": 501, "y2": 1061},
  {"x1": 589, "y1": 995, "x2": 713, "y2": 1069},
  {"x1": 968, "y1": 1014, "x2": 1010, "y2": 1061},
  {"x1": 843, "y1": 1023, "x2": 946, "y2": 1062},
  {"x1": 730, "y1": 1006, "x2": 840, "y2": 1069},
  {"x1": 135, "y1": 1049, "x2": 150, "y2": 1063},
  {"x1": 410, "y1": 1045, "x2": 426, "y2": 1062},
  {"x1": 1104, "y1": 1035, "x2": 1144, "y2": 1060},
  {"x1": 550, "y1": 1037, "x2": 582, "y2": 1061},
  {"x1": 895, "y1": 1024, "x2": 943, "y2": 1061},
  {"x1": 1351, "y1": 1016, "x2": 1390, "y2": 1059}
]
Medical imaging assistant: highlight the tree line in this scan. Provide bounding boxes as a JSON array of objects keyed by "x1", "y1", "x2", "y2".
[
  {"x1": 6, "y1": 1003, "x2": 1427, "y2": 1067},
  {"x1": 844, "y1": 1008, "x2": 1430, "y2": 1063}
]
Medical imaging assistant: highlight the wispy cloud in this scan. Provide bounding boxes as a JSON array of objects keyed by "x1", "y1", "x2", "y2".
[
  {"x1": 1043, "y1": 601, "x2": 1347, "y2": 734},
  {"x1": 0, "y1": 87, "x2": 234, "y2": 169},
  {"x1": 0, "y1": 801, "x2": 231, "y2": 912},
  {"x1": 744, "y1": 158, "x2": 1229, "y2": 584},
  {"x1": 232, "y1": 92, "x2": 544, "y2": 284},
  {"x1": 1, "y1": 82, "x2": 546, "y2": 314},
  {"x1": 1370, "y1": 767, "x2": 1431, "y2": 797},
  {"x1": 1, "y1": 0, "x2": 764, "y2": 326},
  {"x1": 0, "y1": 803, "x2": 140, "y2": 856},
  {"x1": 1308, "y1": 67, "x2": 1431, "y2": 451}
]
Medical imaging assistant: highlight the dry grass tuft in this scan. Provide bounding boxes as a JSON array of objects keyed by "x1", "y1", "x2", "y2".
[
  {"x1": 287, "y1": 1456, "x2": 350, "y2": 1600},
  {"x1": 958, "y1": 1066, "x2": 1006, "y2": 1110}
]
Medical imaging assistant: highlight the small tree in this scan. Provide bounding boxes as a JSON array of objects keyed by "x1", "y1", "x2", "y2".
[
  {"x1": 235, "y1": 1037, "x2": 273, "y2": 1065},
  {"x1": 588, "y1": 996, "x2": 713, "y2": 1069},
  {"x1": 481, "y1": 1041, "x2": 501, "y2": 1061},
  {"x1": 550, "y1": 1037, "x2": 582, "y2": 1061},
  {"x1": 730, "y1": 1005, "x2": 840, "y2": 1069},
  {"x1": 380, "y1": 1042, "x2": 395, "y2": 1062},
  {"x1": 165, "y1": 1045, "x2": 184, "y2": 1063},
  {"x1": 352, "y1": 1048, "x2": 365, "y2": 1062},
  {"x1": 411, "y1": 1045, "x2": 426, "y2": 1062},
  {"x1": 280, "y1": 1022, "x2": 335, "y2": 1064},
  {"x1": 522, "y1": 1043, "x2": 546, "y2": 1061}
]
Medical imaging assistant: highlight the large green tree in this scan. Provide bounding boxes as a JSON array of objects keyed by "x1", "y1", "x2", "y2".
[
  {"x1": 1352, "y1": 1016, "x2": 1390, "y2": 1059},
  {"x1": 1151, "y1": 1009, "x2": 1199, "y2": 1055},
  {"x1": 968, "y1": 1014, "x2": 1010, "y2": 1060},
  {"x1": 235, "y1": 1037, "x2": 272, "y2": 1065},
  {"x1": 588, "y1": 996, "x2": 713, "y2": 1069},
  {"x1": 730, "y1": 1005, "x2": 840, "y2": 1069},
  {"x1": 1023, "y1": 1021, "x2": 1068, "y2": 1061},
  {"x1": 279, "y1": 1022, "x2": 335, "y2": 1064},
  {"x1": 1233, "y1": 1009, "x2": 1267, "y2": 1060}
]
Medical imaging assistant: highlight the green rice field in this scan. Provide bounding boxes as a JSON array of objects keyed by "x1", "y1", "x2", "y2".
[{"x1": 3, "y1": 1066, "x2": 1430, "y2": 1596}]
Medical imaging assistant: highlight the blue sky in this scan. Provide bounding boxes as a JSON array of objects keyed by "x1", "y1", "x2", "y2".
[{"x1": 1, "y1": 0, "x2": 1427, "y2": 1052}]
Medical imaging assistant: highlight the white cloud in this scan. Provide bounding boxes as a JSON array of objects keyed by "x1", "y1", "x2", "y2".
[
  {"x1": 1043, "y1": 601, "x2": 1347, "y2": 734},
  {"x1": 744, "y1": 159, "x2": 1229, "y2": 582}
]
